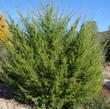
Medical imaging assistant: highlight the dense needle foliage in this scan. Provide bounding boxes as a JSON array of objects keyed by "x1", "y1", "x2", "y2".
[{"x1": 0, "y1": 6, "x2": 103, "y2": 109}]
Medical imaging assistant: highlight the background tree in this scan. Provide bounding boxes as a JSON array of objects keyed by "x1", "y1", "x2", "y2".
[
  {"x1": 0, "y1": 14, "x2": 12, "y2": 46},
  {"x1": 0, "y1": 14, "x2": 12, "y2": 61}
]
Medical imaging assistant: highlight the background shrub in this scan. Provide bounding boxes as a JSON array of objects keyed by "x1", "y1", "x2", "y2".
[{"x1": 0, "y1": 5, "x2": 103, "y2": 109}]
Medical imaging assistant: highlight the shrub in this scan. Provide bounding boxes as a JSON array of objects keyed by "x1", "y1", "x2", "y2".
[{"x1": 0, "y1": 6, "x2": 103, "y2": 109}]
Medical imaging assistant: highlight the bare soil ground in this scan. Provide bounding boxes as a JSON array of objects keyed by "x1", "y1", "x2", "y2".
[{"x1": 0, "y1": 99, "x2": 29, "y2": 109}]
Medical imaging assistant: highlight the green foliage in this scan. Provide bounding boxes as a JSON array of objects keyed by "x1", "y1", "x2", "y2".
[
  {"x1": 0, "y1": 5, "x2": 103, "y2": 109},
  {"x1": 82, "y1": 95, "x2": 110, "y2": 109},
  {"x1": 73, "y1": 21, "x2": 103, "y2": 103}
]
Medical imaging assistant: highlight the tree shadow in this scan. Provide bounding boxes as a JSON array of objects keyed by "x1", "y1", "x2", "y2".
[{"x1": 0, "y1": 83, "x2": 15, "y2": 100}]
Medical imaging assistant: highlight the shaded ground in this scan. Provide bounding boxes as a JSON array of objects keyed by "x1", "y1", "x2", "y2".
[
  {"x1": 0, "y1": 83, "x2": 14, "y2": 99},
  {"x1": 0, "y1": 83, "x2": 29, "y2": 109}
]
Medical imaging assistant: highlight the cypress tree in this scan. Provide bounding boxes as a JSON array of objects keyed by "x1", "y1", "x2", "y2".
[{"x1": 0, "y1": 6, "x2": 103, "y2": 109}]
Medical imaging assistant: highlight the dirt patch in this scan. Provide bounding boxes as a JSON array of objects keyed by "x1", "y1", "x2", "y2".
[{"x1": 0, "y1": 98, "x2": 29, "y2": 109}]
